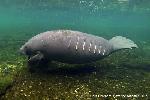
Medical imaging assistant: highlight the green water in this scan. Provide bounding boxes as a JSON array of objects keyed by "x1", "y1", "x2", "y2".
[
  {"x1": 0, "y1": 0, "x2": 150, "y2": 40},
  {"x1": 0, "y1": 0, "x2": 150, "y2": 99}
]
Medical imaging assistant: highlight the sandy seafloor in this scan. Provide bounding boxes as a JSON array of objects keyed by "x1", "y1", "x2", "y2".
[{"x1": 0, "y1": 0, "x2": 150, "y2": 99}]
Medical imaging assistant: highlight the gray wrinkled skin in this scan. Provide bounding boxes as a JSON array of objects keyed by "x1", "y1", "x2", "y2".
[{"x1": 20, "y1": 30, "x2": 113, "y2": 64}]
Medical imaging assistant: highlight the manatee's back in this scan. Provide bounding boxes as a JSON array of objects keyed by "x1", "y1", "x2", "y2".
[{"x1": 44, "y1": 30, "x2": 113, "y2": 63}]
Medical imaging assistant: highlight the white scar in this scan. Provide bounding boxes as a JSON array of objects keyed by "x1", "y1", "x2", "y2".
[
  {"x1": 83, "y1": 41, "x2": 86, "y2": 50},
  {"x1": 76, "y1": 37, "x2": 80, "y2": 50},
  {"x1": 75, "y1": 42, "x2": 79, "y2": 50},
  {"x1": 103, "y1": 49, "x2": 106, "y2": 55},
  {"x1": 95, "y1": 45, "x2": 97, "y2": 50},
  {"x1": 94, "y1": 45, "x2": 97, "y2": 53},
  {"x1": 89, "y1": 43, "x2": 92, "y2": 51},
  {"x1": 94, "y1": 50, "x2": 96, "y2": 53},
  {"x1": 48, "y1": 36, "x2": 51, "y2": 39},
  {"x1": 68, "y1": 39, "x2": 72, "y2": 48},
  {"x1": 98, "y1": 49, "x2": 101, "y2": 54}
]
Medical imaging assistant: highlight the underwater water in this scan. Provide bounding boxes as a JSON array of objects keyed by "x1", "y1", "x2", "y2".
[{"x1": 0, "y1": 0, "x2": 150, "y2": 99}]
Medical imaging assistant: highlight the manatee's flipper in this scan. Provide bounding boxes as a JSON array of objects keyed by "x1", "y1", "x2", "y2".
[
  {"x1": 28, "y1": 51, "x2": 44, "y2": 63},
  {"x1": 109, "y1": 36, "x2": 138, "y2": 51},
  {"x1": 28, "y1": 52, "x2": 50, "y2": 72}
]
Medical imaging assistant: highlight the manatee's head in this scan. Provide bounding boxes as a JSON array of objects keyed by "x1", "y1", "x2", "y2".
[{"x1": 19, "y1": 43, "x2": 35, "y2": 56}]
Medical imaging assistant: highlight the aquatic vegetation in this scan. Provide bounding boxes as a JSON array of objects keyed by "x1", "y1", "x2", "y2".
[
  {"x1": 0, "y1": 40, "x2": 26, "y2": 97},
  {"x1": 0, "y1": 74, "x2": 13, "y2": 96},
  {"x1": 0, "y1": 41, "x2": 150, "y2": 99},
  {"x1": 0, "y1": 61, "x2": 25, "y2": 96}
]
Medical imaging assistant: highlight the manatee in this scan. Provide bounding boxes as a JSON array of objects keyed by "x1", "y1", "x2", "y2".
[{"x1": 19, "y1": 30, "x2": 138, "y2": 64}]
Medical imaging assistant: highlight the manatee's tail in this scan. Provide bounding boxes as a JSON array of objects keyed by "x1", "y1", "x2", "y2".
[{"x1": 109, "y1": 36, "x2": 138, "y2": 51}]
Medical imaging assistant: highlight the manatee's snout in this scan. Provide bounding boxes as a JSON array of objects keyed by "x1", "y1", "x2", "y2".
[
  {"x1": 19, "y1": 44, "x2": 35, "y2": 56},
  {"x1": 19, "y1": 45, "x2": 26, "y2": 55}
]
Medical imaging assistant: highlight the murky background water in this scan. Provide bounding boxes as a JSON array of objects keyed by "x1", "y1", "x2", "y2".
[
  {"x1": 0, "y1": 0, "x2": 150, "y2": 99},
  {"x1": 0, "y1": 0, "x2": 150, "y2": 40}
]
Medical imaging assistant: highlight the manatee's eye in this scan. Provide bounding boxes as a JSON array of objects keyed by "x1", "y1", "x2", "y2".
[
  {"x1": 24, "y1": 46, "x2": 28, "y2": 49},
  {"x1": 24, "y1": 45, "x2": 34, "y2": 56},
  {"x1": 24, "y1": 46, "x2": 31, "y2": 55},
  {"x1": 23, "y1": 46, "x2": 28, "y2": 52}
]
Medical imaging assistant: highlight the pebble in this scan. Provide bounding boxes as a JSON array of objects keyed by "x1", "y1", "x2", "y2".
[{"x1": 29, "y1": 86, "x2": 32, "y2": 88}]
